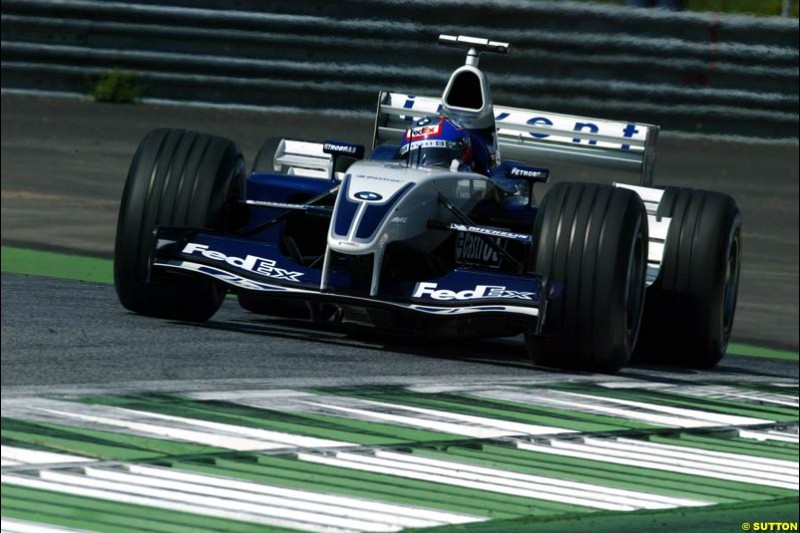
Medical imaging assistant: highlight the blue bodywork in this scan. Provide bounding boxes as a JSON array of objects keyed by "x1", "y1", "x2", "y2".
[{"x1": 151, "y1": 138, "x2": 548, "y2": 328}]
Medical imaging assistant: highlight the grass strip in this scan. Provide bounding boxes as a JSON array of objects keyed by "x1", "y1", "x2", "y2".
[{"x1": 1, "y1": 246, "x2": 112, "y2": 284}]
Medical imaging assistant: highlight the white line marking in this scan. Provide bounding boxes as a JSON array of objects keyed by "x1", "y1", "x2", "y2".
[
  {"x1": 516, "y1": 441, "x2": 799, "y2": 490},
  {"x1": 614, "y1": 437, "x2": 799, "y2": 470},
  {"x1": 300, "y1": 401, "x2": 511, "y2": 438},
  {"x1": 1, "y1": 473, "x2": 368, "y2": 533},
  {"x1": 298, "y1": 451, "x2": 711, "y2": 511},
  {"x1": 184, "y1": 389, "x2": 317, "y2": 401},
  {"x1": 81, "y1": 467, "x2": 445, "y2": 530},
  {"x1": 0, "y1": 518, "x2": 91, "y2": 533},
  {"x1": 580, "y1": 438, "x2": 797, "y2": 476},
  {"x1": 34, "y1": 402, "x2": 351, "y2": 450},
  {"x1": 553, "y1": 392, "x2": 776, "y2": 426},
  {"x1": 369, "y1": 450, "x2": 711, "y2": 508},
  {"x1": 0, "y1": 446, "x2": 92, "y2": 465},
  {"x1": 35, "y1": 408, "x2": 287, "y2": 451},
  {"x1": 596, "y1": 382, "x2": 674, "y2": 389},
  {"x1": 300, "y1": 397, "x2": 573, "y2": 438},
  {"x1": 43, "y1": 468, "x2": 399, "y2": 532},
  {"x1": 124, "y1": 464, "x2": 483, "y2": 525},
  {"x1": 342, "y1": 399, "x2": 575, "y2": 436},
  {"x1": 97, "y1": 406, "x2": 354, "y2": 448},
  {"x1": 471, "y1": 389, "x2": 772, "y2": 428},
  {"x1": 554, "y1": 439, "x2": 798, "y2": 483},
  {"x1": 83, "y1": 468, "x2": 432, "y2": 530},
  {"x1": 738, "y1": 429, "x2": 799, "y2": 443},
  {"x1": 660, "y1": 385, "x2": 799, "y2": 408}
]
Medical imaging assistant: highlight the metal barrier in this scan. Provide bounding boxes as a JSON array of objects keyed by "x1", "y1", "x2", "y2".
[{"x1": 2, "y1": 0, "x2": 797, "y2": 138}]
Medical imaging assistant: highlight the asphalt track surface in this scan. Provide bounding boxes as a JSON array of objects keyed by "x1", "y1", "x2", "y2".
[
  {"x1": 1, "y1": 93, "x2": 798, "y2": 390},
  {"x1": 4, "y1": 273, "x2": 797, "y2": 390}
]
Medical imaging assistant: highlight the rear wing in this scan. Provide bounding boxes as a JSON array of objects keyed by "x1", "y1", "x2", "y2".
[{"x1": 373, "y1": 92, "x2": 660, "y2": 186}]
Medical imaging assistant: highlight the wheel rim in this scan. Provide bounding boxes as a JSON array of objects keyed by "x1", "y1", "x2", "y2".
[
  {"x1": 722, "y1": 226, "x2": 741, "y2": 335},
  {"x1": 625, "y1": 228, "x2": 646, "y2": 335}
]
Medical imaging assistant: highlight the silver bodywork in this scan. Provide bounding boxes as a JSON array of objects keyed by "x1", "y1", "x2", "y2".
[
  {"x1": 265, "y1": 34, "x2": 672, "y2": 296},
  {"x1": 322, "y1": 160, "x2": 495, "y2": 295},
  {"x1": 327, "y1": 161, "x2": 488, "y2": 254}
]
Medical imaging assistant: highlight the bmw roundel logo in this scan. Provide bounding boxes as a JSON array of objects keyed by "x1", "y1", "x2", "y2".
[{"x1": 354, "y1": 191, "x2": 383, "y2": 201}]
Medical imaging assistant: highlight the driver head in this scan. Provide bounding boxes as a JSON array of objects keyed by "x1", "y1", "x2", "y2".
[{"x1": 400, "y1": 116, "x2": 472, "y2": 170}]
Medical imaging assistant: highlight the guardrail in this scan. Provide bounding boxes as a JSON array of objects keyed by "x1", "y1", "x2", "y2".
[{"x1": 1, "y1": 0, "x2": 797, "y2": 138}]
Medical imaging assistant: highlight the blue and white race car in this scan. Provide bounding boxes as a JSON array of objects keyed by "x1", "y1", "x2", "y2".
[{"x1": 114, "y1": 35, "x2": 741, "y2": 372}]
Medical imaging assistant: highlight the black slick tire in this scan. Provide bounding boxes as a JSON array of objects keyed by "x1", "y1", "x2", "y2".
[
  {"x1": 636, "y1": 187, "x2": 741, "y2": 368},
  {"x1": 251, "y1": 137, "x2": 282, "y2": 173},
  {"x1": 526, "y1": 182, "x2": 648, "y2": 373},
  {"x1": 114, "y1": 128, "x2": 246, "y2": 321}
]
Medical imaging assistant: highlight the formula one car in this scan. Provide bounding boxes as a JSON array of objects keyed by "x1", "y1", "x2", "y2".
[{"x1": 114, "y1": 35, "x2": 741, "y2": 372}]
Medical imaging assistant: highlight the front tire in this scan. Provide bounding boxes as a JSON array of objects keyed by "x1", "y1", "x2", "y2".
[
  {"x1": 526, "y1": 182, "x2": 648, "y2": 373},
  {"x1": 114, "y1": 128, "x2": 246, "y2": 321},
  {"x1": 636, "y1": 187, "x2": 741, "y2": 368}
]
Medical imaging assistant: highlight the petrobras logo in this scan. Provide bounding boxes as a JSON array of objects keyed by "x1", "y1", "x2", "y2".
[
  {"x1": 181, "y1": 243, "x2": 304, "y2": 282},
  {"x1": 509, "y1": 166, "x2": 548, "y2": 180},
  {"x1": 456, "y1": 232, "x2": 503, "y2": 267},
  {"x1": 413, "y1": 282, "x2": 535, "y2": 301},
  {"x1": 323, "y1": 141, "x2": 365, "y2": 158}
]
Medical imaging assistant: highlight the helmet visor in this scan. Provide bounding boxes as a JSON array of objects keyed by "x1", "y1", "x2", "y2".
[{"x1": 399, "y1": 139, "x2": 466, "y2": 169}]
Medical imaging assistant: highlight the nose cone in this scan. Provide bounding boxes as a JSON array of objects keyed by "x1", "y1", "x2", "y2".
[{"x1": 328, "y1": 162, "x2": 425, "y2": 254}]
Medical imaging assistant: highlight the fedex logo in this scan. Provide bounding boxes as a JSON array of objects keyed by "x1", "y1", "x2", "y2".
[
  {"x1": 406, "y1": 123, "x2": 442, "y2": 140},
  {"x1": 182, "y1": 243, "x2": 304, "y2": 282},
  {"x1": 413, "y1": 282, "x2": 534, "y2": 301}
]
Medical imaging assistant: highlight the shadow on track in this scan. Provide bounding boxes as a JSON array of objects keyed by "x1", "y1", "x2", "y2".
[
  {"x1": 175, "y1": 311, "x2": 792, "y2": 380},
  {"x1": 176, "y1": 313, "x2": 539, "y2": 371}
]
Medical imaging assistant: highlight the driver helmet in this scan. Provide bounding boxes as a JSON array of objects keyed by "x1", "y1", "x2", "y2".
[{"x1": 400, "y1": 116, "x2": 472, "y2": 170}]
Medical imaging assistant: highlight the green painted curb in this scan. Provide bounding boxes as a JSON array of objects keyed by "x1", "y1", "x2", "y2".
[
  {"x1": 2, "y1": 484, "x2": 299, "y2": 533},
  {"x1": 1, "y1": 246, "x2": 113, "y2": 284},
  {"x1": 2, "y1": 417, "x2": 224, "y2": 460},
  {"x1": 406, "y1": 497, "x2": 800, "y2": 533},
  {"x1": 75, "y1": 395, "x2": 460, "y2": 446},
  {"x1": 411, "y1": 445, "x2": 791, "y2": 501}
]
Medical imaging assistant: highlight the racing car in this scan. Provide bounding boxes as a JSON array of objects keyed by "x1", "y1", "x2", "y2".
[{"x1": 114, "y1": 35, "x2": 741, "y2": 373}]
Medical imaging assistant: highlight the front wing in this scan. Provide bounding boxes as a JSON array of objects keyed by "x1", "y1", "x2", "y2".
[{"x1": 151, "y1": 228, "x2": 547, "y2": 327}]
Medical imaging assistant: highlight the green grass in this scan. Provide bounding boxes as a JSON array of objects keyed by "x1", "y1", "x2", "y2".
[
  {"x1": 728, "y1": 342, "x2": 799, "y2": 362},
  {"x1": 90, "y1": 69, "x2": 146, "y2": 104},
  {"x1": 1, "y1": 246, "x2": 112, "y2": 284}
]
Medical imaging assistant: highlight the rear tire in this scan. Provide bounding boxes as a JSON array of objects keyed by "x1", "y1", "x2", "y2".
[
  {"x1": 251, "y1": 137, "x2": 282, "y2": 173},
  {"x1": 114, "y1": 128, "x2": 246, "y2": 321},
  {"x1": 526, "y1": 182, "x2": 648, "y2": 373},
  {"x1": 636, "y1": 187, "x2": 741, "y2": 368}
]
